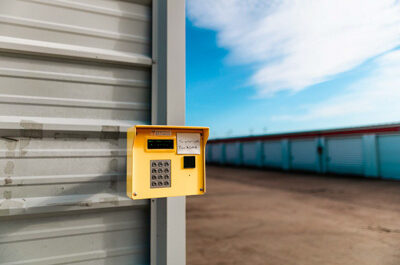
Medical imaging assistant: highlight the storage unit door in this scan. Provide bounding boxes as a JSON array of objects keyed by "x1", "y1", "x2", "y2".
[
  {"x1": 0, "y1": 1, "x2": 151, "y2": 264},
  {"x1": 290, "y1": 139, "x2": 317, "y2": 172},
  {"x1": 377, "y1": 134, "x2": 400, "y2": 180},
  {"x1": 326, "y1": 137, "x2": 363, "y2": 175},
  {"x1": 225, "y1": 143, "x2": 239, "y2": 165},
  {"x1": 263, "y1": 141, "x2": 282, "y2": 168},
  {"x1": 242, "y1": 142, "x2": 261, "y2": 167},
  {"x1": 211, "y1": 143, "x2": 224, "y2": 164}
]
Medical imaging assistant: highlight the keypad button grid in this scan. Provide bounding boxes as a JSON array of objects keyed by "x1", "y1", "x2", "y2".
[{"x1": 150, "y1": 160, "x2": 171, "y2": 188}]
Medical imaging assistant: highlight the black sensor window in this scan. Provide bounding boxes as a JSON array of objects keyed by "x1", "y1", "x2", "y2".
[
  {"x1": 147, "y1": 139, "x2": 174, "y2": 149},
  {"x1": 183, "y1": 156, "x2": 196, "y2": 169}
]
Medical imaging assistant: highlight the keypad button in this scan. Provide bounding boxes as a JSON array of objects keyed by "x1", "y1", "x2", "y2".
[{"x1": 150, "y1": 160, "x2": 171, "y2": 188}]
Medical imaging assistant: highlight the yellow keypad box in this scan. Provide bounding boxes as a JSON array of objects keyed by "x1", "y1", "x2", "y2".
[{"x1": 127, "y1": 125, "x2": 209, "y2": 200}]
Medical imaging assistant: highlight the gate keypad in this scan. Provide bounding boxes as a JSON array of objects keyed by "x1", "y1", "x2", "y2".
[{"x1": 150, "y1": 160, "x2": 171, "y2": 188}]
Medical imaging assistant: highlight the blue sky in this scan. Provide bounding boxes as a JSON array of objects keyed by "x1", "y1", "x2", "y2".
[{"x1": 185, "y1": 0, "x2": 400, "y2": 139}]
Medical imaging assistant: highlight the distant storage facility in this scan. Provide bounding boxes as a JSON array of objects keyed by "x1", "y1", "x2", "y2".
[{"x1": 207, "y1": 124, "x2": 400, "y2": 180}]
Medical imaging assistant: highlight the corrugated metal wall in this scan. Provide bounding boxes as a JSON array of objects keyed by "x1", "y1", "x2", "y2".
[
  {"x1": 207, "y1": 132, "x2": 400, "y2": 180},
  {"x1": 0, "y1": 0, "x2": 151, "y2": 264}
]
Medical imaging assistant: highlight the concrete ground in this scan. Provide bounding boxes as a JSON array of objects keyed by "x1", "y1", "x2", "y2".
[{"x1": 187, "y1": 166, "x2": 400, "y2": 265}]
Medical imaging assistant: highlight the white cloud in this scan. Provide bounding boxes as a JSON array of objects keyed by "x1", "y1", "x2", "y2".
[
  {"x1": 272, "y1": 49, "x2": 400, "y2": 124},
  {"x1": 187, "y1": 0, "x2": 400, "y2": 96}
]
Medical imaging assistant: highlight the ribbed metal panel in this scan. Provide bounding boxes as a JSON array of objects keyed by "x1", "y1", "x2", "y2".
[
  {"x1": 0, "y1": 207, "x2": 149, "y2": 265},
  {"x1": 377, "y1": 134, "x2": 400, "y2": 180},
  {"x1": 263, "y1": 141, "x2": 282, "y2": 168},
  {"x1": 326, "y1": 137, "x2": 363, "y2": 175},
  {"x1": 290, "y1": 139, "x2": 317, "y2": 171},
  {"x1": 0, "y1": 0, "x2": 151, "y2": 263}
]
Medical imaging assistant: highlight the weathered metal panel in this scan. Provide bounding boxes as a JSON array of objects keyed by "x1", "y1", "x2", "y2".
[
  {"x1": 326, "y1": 137, "x2": 363, "y2": 175},
  {"x1": 377, "y1": 134, "x2": 400, "y2": 180},
  {"x1": 263, "y1": 141, "x2": 282, "y2": 168},
  {"x1": 0, "y1": 0, "x2": 151, "y2": 64},
  {"x1": 0, "y1": 0, "x2": 152, "y2": 263},
  {"x1": 0, "y1": 207, "x2": 149, "y2": 265},
  {"x1": 225, "y1": 142, "x2": 241, "y2": 165},
  {"x1": 242, "y1": 141, "x2": 262, "y2": 167},
  {"x1": 290, "y1": 139, "x2": 317, "y2": 172}
]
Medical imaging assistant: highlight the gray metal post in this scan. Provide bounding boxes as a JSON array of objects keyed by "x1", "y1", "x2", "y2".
[{"x1": 151, "y1": 0, "x2": 186, "y2": 264}]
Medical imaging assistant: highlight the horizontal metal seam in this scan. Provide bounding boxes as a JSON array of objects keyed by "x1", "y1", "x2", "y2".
[
  {"x1": 0, "y1": 67, "x2": 149, "y2": 88},
  {"x1": 0, "y1": 173, "x2": 124, "y2": 186},
  {"x1": 0, "y1": 195, "x2": 149, "y2": 217},
  {"x1": 0, "y1": 245, "x2": 148, "y2": 265},
  {"x1": 0, "y1": 116, "x2": 148, "y2": 132},
  {"x1": 0, "y1": 94, "x2": 150, "y2": 111},
  {"x1": 0, "y1": 221, "x2": 149, "y2": 244},
  {"x1": 20, "y1": 0, "x2": 151, "y2": 22},
  {"x1": 0, "y1": 36, "x2": 152, "y2": 66},
  {"x1": 0, "y1": 15, "x2": 150, "y2": 44}
]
